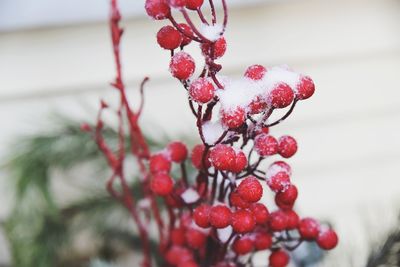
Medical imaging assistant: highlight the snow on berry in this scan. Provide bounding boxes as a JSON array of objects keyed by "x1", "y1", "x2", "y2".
[
  {"x1": 231, "y1": 209, "x2": 256, "y2": 233},
  {"x1": 232, "y1": 237, "x2": 254, "y2": 255},
  {"x1": 268, "y1": 83, "x2": 294, "y2": 109},
  {"x1": 202, "y1": 120, "x2": 225, "y2": 145},
  {"x1": 244, "y1": 64, "x2": 267, "y2": 81},
  {"x1": 189, "y1": 78, "x2": 215, "y2": 104},
  {"x1": 145, "y1": 0, "x2": 171, "y2": 20},
  {"x1": 237, "y1": 176, "x2": 263, "y2": 203},
  {"x1": 209, "y1": 144, "x2": 236, "y2": 171},
  {"x1": 298, "y1": 218, "x2": 321, "y2": 240},
  {"x1": 170, "y1": 51, "x2": 195, "y2": 80},
  {"x1": 209, "y1": 205, "x2": 232, "y2": 228},
  {"x1": 296, "y1": 76, "x2": 315, "y2": 100},
  {"x1": 278, "y1": 135, "x2": 298, "y2": 158},
  {"x1": 181, "y1": 188, "x2": 200, "y2": 204},
  {"x1": 200, "y1": 24, "x2": 223, "y2": 42},
  {"x1": 185, "y1": 0, "x2": 204, "y2": 10},
  {"x1": 317, "y1": 227, "x2": 339, "y2": 250},
  {"x1": 267, "y1": 161, "x2": 292, "y2": 177},
  {"x1": 266, "y1": 171, "x2": 291, "y2": 193},
  {"x1": 269, "y1": 249, "x2": 290, "y2": 267},
  {"x1": 150, "y1": 173, "x2": 174, "y2": 196},
  {"x1": 167, "y1": 141, "x2": 188, "y2": 162},
  {"x1": 254, "y1": 133, "x2": 279, "y2": 156},
  {"x1": 157, "y1": 25, "x2": 182, "y2": 50},
  {"x1": 220, "y1": 107, "x2": 246, "y2": 129}
]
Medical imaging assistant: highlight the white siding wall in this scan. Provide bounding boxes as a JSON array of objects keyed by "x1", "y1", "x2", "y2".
[{"x1": 1, "y1": 0, "x2": 400, "y2": 265}]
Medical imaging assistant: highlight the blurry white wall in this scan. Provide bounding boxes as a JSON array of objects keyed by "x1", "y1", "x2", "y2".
[{"x1": 1, "y1": 0, "x2": 400, "y2": 266}]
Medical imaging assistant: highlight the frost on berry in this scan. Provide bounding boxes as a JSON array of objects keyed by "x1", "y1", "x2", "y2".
[
  {"x1": 189, "y1": 78, "x2": 215, "y2": 104},
  {"x1": 157, "y1": 25, "x2": 182, "y2": 50},
  {"x1": 237, "y1": 176, "x2": 263, "y2": 203},
  {"x1": 170, "y1": 52, "x2": 196, "y2": 80},
  {"x1": 145, "y1": 0, "x2": 171, "y2": 20},
  {"x1": 230, "y1": 150, "x2": 247, "y2": 173},
  {"x1": 268, "y1": 83, "x2": 294, "y2": 109},
  {"x1": 220, "y1": 107, "x2": 246, "y2": 129},
  {"x1": 210, "y1": 144, "x2": 236, "y2": 171},
  {"x1": 254, "y1": 133, "x2": 279, "y2": 157},
  {"x1": 278, "y1": 135, "x2": 298, "y2": 158},
  {"x1": 245, "y1": 64, "x2": 267, "y2": 81},
  {"x1": 185, "y1": 0, "x2": 204, "y2": 10},
  {"x1": 296, "y1": 75, "x2": 315, "y2": 100}
]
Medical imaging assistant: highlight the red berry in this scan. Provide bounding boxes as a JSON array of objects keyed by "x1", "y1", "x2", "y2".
[
  {"x1": 149, "y1": 154, "x2": 171, "y2": 174},
  {"x1": 193, "y1": 204, "x2": 211, "y2": 228},
  {"x1": 221, "y1": 107, "x2": 246, "y2": 129},
  {"x1": 250, "y1": 203, "x2": 269, "y2": 224},
  {"x1": 232, "y1": 237, "x2": 254, "y2": 255},
  {"x1": 167, "y1": 141, "x2": 188, "y2": 162},
  {"x1": 245, "y1": 64, "x2": 267, "y2": 80},
  {"x1": 296, "y1": 76, "x2": 315, "y2": 100},
  {"x1": 317, "y1": 228, "x2": 338, "y2": 250},
  {"x1": 254, "y1": 126, "x2": 270, "y2": 136},
  {"x1": 201, "y1": 37, "x2": 227, "y2": 59},
  {"x1": 157, "y1": 25, "x2": 182, "y2": 50},
  {"x1": 268, "y1": 161, "x2": 292, "y2": 176},
  {"x1": 278, "y1": 136, "x2": 298, "y2": 158},
  {"x1": 298, "y1": 218, "x2": 320, "y2": 240},
  {"x1": 269, "y1": 249, "x2": 290, "y2": 267},
  {"x1": 178, "y1": 23, "x2": 193, "y2": 46},
  {"x1": 170, "y1": 227, "x2": 186, "y2": 245},
  {"x1": 170, "y1": 52, "x2": 195, "y2": 80},
  {"x1": 229, "y1": 191, "x2": 250, "y2": 209},
  {"x1": 191, "y1": 144, "x2": 211, "y2": 169},
  {"x1": 231, "y1": 209, "x2": 256, "y2": 233},
  {"x1": 254, "y1": 133, "x2": 279, "y2": 156},
  {"x1": 145, "y1": 0, "x2": 171, "y2": 20},
  {"x1": 178, "y1": 261, "x2": 199, "y2": 267},
  {"x1": 266, "y1": 171, "x2": 291, "y2": 193},
  {"x1": 230, "y1": 150, "x2": 247, "y2": 173},
  {"x1": 185, "y1": 228, "x2": 207, "y2": 248},
  {"x1": 186, "y1": 0, "x2": 204, "y2": 10},
  {"x1": 254, "y1": 232, "x2": 272, "y2": 250},
  {"x1": 209, "y1": 205, "x2": 232, "y2": 228},
  {"x1": 268, "y1": 83, "x2": 294, "y2": 109},
  {"x1": 275, "y1": 184, "x2": 298, "y2": 207},
  {"x1": 249, "y1": 96, "x2": 268, "y2": 114},
  {"x1": 168, "y1": 0, "x2": 186, "y2": 8},
  {"x1": 166, "y1": 246, "x2": 193, "y2": 265},
  {"x1": 189, "y1": 78, "x2": 215, "y2": 104},
  {"x1": 284, "y1": 210, "x2": 300, "y2": 229},
  {"x1": 210, "y1": 144, "x2": 236, "y2": 171},
  {"x1": 237, "y1": 176, "x2": 263, "y2": 203},
  {"x1": 269, "y1": 210, "x2": 288, "y2": 232},
  {"x1": 150, "y1": 173, "x2": 174, "y2": 196}
]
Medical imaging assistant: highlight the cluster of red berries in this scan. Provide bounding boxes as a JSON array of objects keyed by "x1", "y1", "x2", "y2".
[{"x1": 142, "y1": 0, "x2": 338, "y2": 266}]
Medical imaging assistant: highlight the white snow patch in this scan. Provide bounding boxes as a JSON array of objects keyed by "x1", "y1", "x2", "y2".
[
  {"x1": 200, "y1": 23, "x2": 223, "y2": 41},
  {"x1": 217, "y1": 226, "x2": 233, "y2": 242},
  {"x1": 202, "y1": 120, "x2": 225, "y2": 145},
  {"x1": 181, "y1": 188, "x2": 200, "y2": 204},
  {"x1": 217, "y1": 66, "x2": 302, "y2": 112},
  {"x1": 266, "y1": 164, "x2": 286, "y2": 180}
]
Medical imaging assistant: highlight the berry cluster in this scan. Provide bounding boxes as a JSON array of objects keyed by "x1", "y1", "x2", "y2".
[{"x1": 91, "y1": 0, "x2": 338, "y2": 266}]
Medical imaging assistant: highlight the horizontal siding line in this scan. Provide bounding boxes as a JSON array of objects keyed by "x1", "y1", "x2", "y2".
[{"x1": 0, "y1": 47, "x2": 399, "y2": 104}]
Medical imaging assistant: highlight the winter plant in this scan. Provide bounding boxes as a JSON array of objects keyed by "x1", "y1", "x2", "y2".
[{"x1": 85, "y1": 0, "x2": 339, "y2": 266}]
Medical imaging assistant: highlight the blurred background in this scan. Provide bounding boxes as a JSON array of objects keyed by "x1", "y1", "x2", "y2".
[{"x1": 1, "y1": 0, "x2": 400, "y2": 266}]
